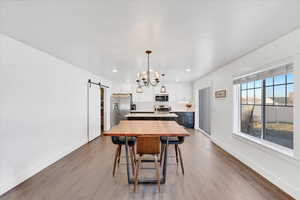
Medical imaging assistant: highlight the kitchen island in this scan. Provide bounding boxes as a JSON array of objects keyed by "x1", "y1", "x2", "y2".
[
  {"x1": 129, "y1": 110, "x2": 195, "y2": 128},
  {"x1": 125, "y1": 112, "x2": 178, "y2": 121}
]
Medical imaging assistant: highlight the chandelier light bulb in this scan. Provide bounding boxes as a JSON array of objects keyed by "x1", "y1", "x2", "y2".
[{"x1": 155, "y1": 71, "x2": 160, "y2": 78}]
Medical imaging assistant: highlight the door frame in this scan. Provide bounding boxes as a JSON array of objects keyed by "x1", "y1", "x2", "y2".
[{"x1": 101, "y1": 87, "x2": 109, "y2": 132}]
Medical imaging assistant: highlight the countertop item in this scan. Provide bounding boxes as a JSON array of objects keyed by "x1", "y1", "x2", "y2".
[{"x1": 125, "y1": 113, "x2": 178, "y2": 118}]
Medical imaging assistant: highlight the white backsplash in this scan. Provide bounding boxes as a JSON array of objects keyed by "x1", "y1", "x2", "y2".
[
  {"x1": 134, "y1": 101, "x2": 155, "y2": 111},
  {"x1": 133, "y1": 101, "x2": 193, "y2": 111}
]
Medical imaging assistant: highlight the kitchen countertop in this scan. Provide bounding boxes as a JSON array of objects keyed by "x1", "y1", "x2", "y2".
[
  {"x1": 130, "y1": 110, "x2": 155, "y2": 113},
  {"x1": 125, "y1": 113, "x2": 178, "y2": 118},
  {"x1": 131, "y1": 110, "x2": 194, "y2": 113}
]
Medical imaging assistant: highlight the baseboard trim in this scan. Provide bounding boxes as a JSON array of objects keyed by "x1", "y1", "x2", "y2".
[
  {"x1": 210, "y1": 136, "x2": 299, "y2": 199},
  {"x1": 195, "y1": 127, "x2": 211, "y2": 138}
]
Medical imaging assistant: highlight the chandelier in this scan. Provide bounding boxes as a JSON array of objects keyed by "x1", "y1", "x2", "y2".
[{"x1": 136, "y1": 50, "x2": 162, "y2": 93}]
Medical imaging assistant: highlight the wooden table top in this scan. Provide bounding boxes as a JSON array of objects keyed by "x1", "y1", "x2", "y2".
[{"x1": 103, "y1": 120, "x2": 190, "y2": 137}]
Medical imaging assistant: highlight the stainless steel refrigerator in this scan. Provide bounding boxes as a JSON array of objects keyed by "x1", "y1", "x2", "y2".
[{"x1": 110, "y1": 93, "x2": 132, "y2": 126}]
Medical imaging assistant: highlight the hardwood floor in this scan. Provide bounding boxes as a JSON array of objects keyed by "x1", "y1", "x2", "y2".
[{"x1": 0, "y1": 129, "x2": 293, "y2": 200}]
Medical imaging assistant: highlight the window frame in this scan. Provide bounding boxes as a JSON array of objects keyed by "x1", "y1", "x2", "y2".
[{"x1": 237, "y1": 73, "x2": 294, "y2": 150}]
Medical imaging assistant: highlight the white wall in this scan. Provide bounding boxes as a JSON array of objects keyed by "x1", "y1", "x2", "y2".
[
  {"x1": 193, "y1": 29, "x2": 300, "y2": 199},
  {"x1": 0, "y1": 34, "x2": 112, "y2": 195},
  {"x1": 113, "y1": 82, "x2": 193, "y2": 111}
]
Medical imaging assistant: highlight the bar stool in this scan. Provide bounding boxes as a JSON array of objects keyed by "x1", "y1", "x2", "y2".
[
  {"x1": 111, "y1": 136, "x2": 136, "y2": 176},
  {"x1": 134, "y1": 136, "x2": 160, "y2": 192},
  {"x1": 160, "y1": 136, "x2": 185, "y2": 175}
]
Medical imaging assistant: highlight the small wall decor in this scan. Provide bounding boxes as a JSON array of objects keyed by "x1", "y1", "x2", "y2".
[{"x1": 215, "y1": 89, "x2": 226, "y2": 99}]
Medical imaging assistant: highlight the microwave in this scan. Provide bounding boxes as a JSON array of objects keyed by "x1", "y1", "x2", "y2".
[{"x1": 155, "y1": 94, "x2": 169, "y2": 102}]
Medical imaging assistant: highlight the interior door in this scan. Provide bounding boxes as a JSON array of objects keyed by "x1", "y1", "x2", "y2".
[
  {"x1": 198, "y1": 87, "x2": 211, "y2": 135},
  {"x1": 88, "y1": 84, "x2": 101, "y2": 141}
]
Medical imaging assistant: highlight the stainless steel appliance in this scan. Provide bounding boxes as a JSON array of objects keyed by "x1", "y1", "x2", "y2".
[
  {"x1": 155, "y1": 94, "x2": 169, "y2": 102},
  {"x1": 155, "y1": 105, "x2": 170, "y2": 112},
  {"x1": 110, "y1": 93, "x2": 132, "y2": 126}
]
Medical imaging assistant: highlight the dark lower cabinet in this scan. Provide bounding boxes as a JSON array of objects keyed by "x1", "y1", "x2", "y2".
[{"x1": 173, "y1": 112, "x2": 195, "y2": 128}]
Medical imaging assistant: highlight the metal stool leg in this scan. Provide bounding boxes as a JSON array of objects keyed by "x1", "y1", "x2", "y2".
[
  {"x1": 129, "y1": 146, "x2": 135, "y2": 175},
  {"x1": 112, "y1": 145, "x2": 121, "y2": 176},
  {"x1": 154, "y1": 155, "x2": 160, "y2": 192},
  {"x1": 177, "y1": 145, "x2": 184, "y2": 175},
  {"x1": 117, "y1": 144, "x2": 122, "y2": 164},
  {"x1": 175, "y1": 144, "x2": 179, "y2": 165},
  {"x1": 160, "y1": 144, "x2": 165, "y2": 166},
  {"x1": 134, "y1": 156, "x2": 141, "y2": 192}
]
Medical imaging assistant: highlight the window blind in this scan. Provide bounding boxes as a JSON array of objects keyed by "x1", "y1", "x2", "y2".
[{"x1": 233, "y1": 63, "x2": 293, "y2": 85}]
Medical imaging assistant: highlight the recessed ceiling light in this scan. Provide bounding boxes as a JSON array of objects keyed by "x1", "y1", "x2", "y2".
[
  {"x1": 112, "y1": 69, "x2": 118, "y2": 73},
  {"x1": 175, "y1": 79, "x2": 179, "y2": 82},
  {"x1": 185, "y1": 68, "x2": 191, "y2": 72}
]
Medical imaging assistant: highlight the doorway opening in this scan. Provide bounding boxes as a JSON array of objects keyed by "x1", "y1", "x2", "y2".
[
  {"x1": 198, "y1": 87, "x2": 211, "y2": 136},
  {"x1": 100, "y1": 88, "x2": 105, "y2": 132}
]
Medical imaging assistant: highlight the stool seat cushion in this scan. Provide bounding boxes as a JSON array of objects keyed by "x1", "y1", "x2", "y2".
[
  {"x1": 160, "y1": 136, "x2": 184, "y2": 144},
  {"x1": 111, "y1": 136, "x2": 136, "y2": 146}
]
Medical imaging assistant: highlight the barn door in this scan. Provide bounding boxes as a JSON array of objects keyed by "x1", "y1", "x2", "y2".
[{"x1": 87, "y1": 82, "x2": 101, "y2": 142}]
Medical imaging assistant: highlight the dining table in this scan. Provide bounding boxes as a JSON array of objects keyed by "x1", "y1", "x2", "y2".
[{"x1": 103, "y1": 120, "x2": 190, "y2": 184}]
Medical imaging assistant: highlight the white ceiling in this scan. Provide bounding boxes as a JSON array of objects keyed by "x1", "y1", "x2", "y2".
[{"x1": 1, "y1": 0, "x2": 300, "y2": 83}]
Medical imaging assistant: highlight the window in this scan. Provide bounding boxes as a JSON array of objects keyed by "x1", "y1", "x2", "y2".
[
  {"x1": 236, "y1": 64, "x2": 294, "y2": 149},
  {"x1": 240, "y1": 80, "x2": 263, "y2": 139}
]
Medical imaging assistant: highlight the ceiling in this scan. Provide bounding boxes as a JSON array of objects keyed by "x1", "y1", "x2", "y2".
[{"x1": 1, "y1": 0, "x2": 300, "y2": 83}]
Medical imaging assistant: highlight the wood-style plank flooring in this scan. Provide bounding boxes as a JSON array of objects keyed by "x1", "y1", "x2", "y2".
[{"x1": 0, "y1": 129, "x2": 293, "y2": 200}]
